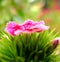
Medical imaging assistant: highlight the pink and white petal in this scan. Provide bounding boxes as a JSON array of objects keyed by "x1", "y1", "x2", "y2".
[
  {"x1": 14, "y1": 30, "x2": 23, "y2": 35},
  {"x1": 39, "y1": 24, "x2": 49, "y2": 30}
]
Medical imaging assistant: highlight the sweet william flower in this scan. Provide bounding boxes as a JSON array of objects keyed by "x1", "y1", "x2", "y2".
[
  {"x1": 5, "y1": 22, "x2": 24, "y2": 36},
  {"x1": 22, "y1": 20, "x2": 49, "y2": 33},
  {"x1": 5, "y1": 20, "x2": 49, "y2": 36}
]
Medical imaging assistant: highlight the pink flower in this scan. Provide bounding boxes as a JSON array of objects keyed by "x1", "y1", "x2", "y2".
[
  {"x1": 22, "y1": 20, "x2": 49, "y2": 33},
  {"x1": 5, "y1": 20, "x2": 49, "y2": 36},
  {"x1": 5, "y1": 22, "x2": 23, "y2": 36}
]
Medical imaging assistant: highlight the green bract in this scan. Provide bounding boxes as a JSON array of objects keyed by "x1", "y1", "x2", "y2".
[{"x1": 0, "y1": 29, "x2": 60, "y2": 62}]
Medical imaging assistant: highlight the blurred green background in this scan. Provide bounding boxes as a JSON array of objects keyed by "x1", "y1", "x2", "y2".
[{"x1": 0, "y1": 0, "x2": 60, "y2": 32}]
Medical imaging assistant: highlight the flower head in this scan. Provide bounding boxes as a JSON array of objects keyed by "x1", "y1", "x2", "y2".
[
  {"x1": 5, "y1": 20, "x2": 49, "y2": 36},
  {"x1": 22, "y1": 20, "x2": 49, "y2": 33},
  {"x1": 5, "y1": 22, "x2": 23, "y2": 36}
]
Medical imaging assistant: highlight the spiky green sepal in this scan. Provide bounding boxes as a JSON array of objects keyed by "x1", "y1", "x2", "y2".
[{"x1": 0, "y1": 30, "x2": 60, "y2": 62}]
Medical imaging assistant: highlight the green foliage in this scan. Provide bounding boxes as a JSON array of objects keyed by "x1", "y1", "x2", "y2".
[{"x1": 0, "y1": 30, "x2": 60, "y2": 62}]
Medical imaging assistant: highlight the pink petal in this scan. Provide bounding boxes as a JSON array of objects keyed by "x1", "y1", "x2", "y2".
[
  {"x1": 5, "y1": 22, "x2": 23, "y2": 36},
  {"x1": 23, "y1": 19, "x2": 35, "y2": 25},
  {"x1": 6, "y1": 22, "x2": 17, "y2": 28},
  {"x1": 14, "y1": 30, "x2": 23, "y2": 35},
  {"x1": 5, "y1": 28, "x2": 15, "y2": 36}
]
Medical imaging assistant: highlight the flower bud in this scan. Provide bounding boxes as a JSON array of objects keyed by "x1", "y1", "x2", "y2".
[{"x1": 52, "y1": 37, "x2": 60, "y2": 49}]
